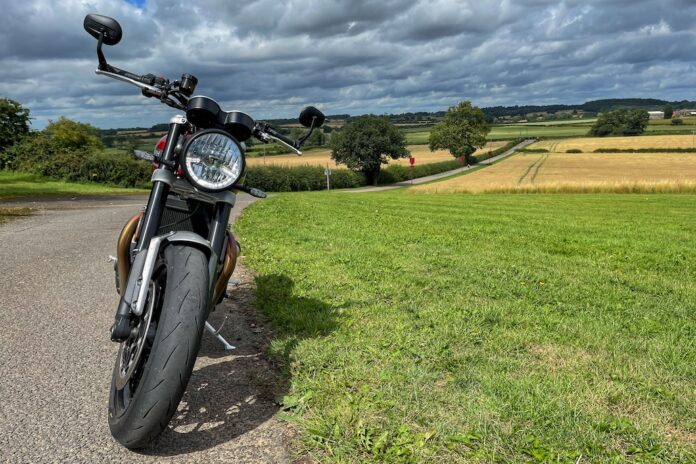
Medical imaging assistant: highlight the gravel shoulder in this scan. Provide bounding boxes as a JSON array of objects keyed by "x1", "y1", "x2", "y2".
[{"x1": 0, "y1": 194, "x2": 292, "y2": 463}]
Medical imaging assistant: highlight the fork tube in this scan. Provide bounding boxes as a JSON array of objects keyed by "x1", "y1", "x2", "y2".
[
  {"x1": 111, "y1": 115, "x2": 187, "y2": 341},
  {"x1": 135, "y1": 116, "x2": 186, "y2": 251}
]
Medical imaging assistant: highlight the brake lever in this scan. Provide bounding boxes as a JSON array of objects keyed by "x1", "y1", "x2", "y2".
[{"x1": 257, "y1": 131, "x2": 303, "y2": 156}]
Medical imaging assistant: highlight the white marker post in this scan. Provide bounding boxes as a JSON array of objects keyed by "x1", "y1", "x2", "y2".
[{"x1": 324, "y1": 166, "x2": 332, "y2": 190}]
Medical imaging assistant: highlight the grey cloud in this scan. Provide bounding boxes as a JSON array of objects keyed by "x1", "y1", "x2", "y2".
[{"x1": 1, "y1": 0, "x2": 695, "y2": 129}]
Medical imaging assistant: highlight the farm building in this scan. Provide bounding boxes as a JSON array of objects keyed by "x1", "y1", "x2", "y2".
[
  {"x1": 647, "y1": 111, "x2": 664, "y2": 119},
  {"x1": 675, "y1": 109, "x2": 696, "y2": 117}
]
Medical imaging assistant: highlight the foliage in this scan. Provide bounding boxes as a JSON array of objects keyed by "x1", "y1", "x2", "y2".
[
  {"x1": 44, "y1": 116, "x2": 103, "y2": 150},
  {"x1": 244, "y1": 164, "x2": 364, "y2": 192},
  {"x1": 375, "y1": 159, "x2": 461, "y2": 184},
  {"x1": 1, "y1": 131, "x2": 150, "y2": 187},
  {"x1": 429, "y1": 101, "x2": 490, "y2": 164},
  {"x1": 236, "y1": 193, "x2": 696, "y2": 462},
  {"x1": 331, "y1": 116, "x2": 408, "y2": 184},
  {"x1": 0, "y1": 98, "x2": 31, "y2": 152},
  {"x1": 671, "y1": 118, "x2": 683, "y2": 125},
  {"x1": 663, "y1": 104, "x2": 674, "y2": 119},
  {"x1": 244, "y1": 140, "x2": 520, "y2": 191},
  {"x1": 589, "y1": 109, "x2": 649, "y2": 137}
]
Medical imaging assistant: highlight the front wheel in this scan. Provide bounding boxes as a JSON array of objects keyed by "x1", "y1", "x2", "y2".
[{"x1": 108, "y1": 244, "x2": 210, "y2": 449}]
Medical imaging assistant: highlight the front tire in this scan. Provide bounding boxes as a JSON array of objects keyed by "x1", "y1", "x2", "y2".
[{"x1": 108, "y1": 245, "x2": 209, "y2": 449}]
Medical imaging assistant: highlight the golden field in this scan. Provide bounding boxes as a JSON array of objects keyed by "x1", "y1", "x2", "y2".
[
  {"x1": 246, "y1": 142, "x2": 507, "y2": 168},
  {"x1": 530, "y1": 135, "x2": 696, "y2": 152},
  {"x1": 413, "y1": 153, "x2": 696, "y2": 193}
]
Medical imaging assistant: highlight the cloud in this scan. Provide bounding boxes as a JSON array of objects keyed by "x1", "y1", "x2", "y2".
[{"x1": 0, "y1": 0, "x2": 695, "y2": 128}]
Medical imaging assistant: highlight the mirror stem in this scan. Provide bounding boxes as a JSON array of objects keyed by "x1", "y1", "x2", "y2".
[
  {"x1": 296, "y1": 117, "x2": 317, "y2": 145},
  {"x1": 97, "y1": 32, "x2": 108, "y2": 70}
]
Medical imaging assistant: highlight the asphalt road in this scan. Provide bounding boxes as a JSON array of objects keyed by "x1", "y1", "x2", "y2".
[{"x1": 0, "y1": 194, "x2": 291, "y2": 463}]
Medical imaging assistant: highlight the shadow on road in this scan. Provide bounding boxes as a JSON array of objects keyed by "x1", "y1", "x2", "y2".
[{"x1": 143, "y1": 270, "x2": 339, "y2": 456}]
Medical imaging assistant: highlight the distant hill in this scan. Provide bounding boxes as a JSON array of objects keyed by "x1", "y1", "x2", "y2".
[{"x1": 105, "y1": 98, "x2": 696, "y2": 132}]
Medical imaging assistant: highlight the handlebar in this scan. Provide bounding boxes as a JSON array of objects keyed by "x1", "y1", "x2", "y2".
[
  {"x1": 253, "y1": 122, "x2": 303, "y2": 155},
  {"x1": 96, "y1": 64, "x2": 188, "y2": 110}
]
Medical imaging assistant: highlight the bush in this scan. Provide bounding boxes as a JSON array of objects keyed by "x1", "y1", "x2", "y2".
[
  {"x1": 671, "y1": 118, "x2": 684, "y2": 125},
  {"x1": 1, "y1": 133, "x2": 151, "y2": 187},
  {"x1": 244, "y1": 165, "x2": 364, "y2": 192},
  {"x1": 566, "y1": 149, "x2": 582, "y2": 153},
  {"x1": 376, "y1": 159, "x2": 461, "y2": 184}
]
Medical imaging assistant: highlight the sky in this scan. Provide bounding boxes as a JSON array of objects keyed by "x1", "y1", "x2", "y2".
[{"x1": 1, "y1": 0, "x2": 695, "y2": 129}]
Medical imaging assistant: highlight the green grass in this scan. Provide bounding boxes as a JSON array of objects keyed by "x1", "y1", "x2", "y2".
[
  {"x1": 0, "y1": 171, "x2": 147, "y2": 199},
  {"x1": 236, "y1": 192, "x2": 696, "y2": 463},
  {"x1": 645, "y1": 125, "x2": 696, "y2": 134},
  {"x1": 404, "y1": 125, "x2": 593, "y2": 144},
  {"x1": 404, "y1": 130, "x2": 432, "y2": 144},
  {"x1": 488, "y1": 125, "x2": 591, "y2": 139}
]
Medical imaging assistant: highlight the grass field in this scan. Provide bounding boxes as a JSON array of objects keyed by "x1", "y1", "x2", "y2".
[
  {"x1": 414, "y1": 153, "x2": 696, "y2": 194},
  {"x1": 403, "y1": 124, "x2": 593, "y2": 144},
  {"x1": 0, "y1": 172, "x2": 147, "y2": 199},
  {"x1": 530, "y1": 135, "x2": 696, "y2": 152},
  {"x1": 245, "y1": 143, "x2": 507, "y2": 168},
  {"x1": 236, "y1": 192, "x2": 696, "y2": 462}
]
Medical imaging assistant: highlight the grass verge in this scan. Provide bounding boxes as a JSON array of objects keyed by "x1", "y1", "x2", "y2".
[
  {"x1": 0, "y1": 171, "x2": 147, "y2": 200},
  {"x1": 0, "y1": 207, "x2": 31, "y2": 223},
  {"x1": 236, "y1": 192, "x2": 696, "y2": 463}
]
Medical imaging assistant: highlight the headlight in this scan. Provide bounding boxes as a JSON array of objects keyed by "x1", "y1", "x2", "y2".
[{"x1": 181, "y1": 129, "x2": 245, "y2": 192}]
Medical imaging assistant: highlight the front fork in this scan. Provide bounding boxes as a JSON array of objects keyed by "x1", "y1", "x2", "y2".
[{"x1": 110, "y1": 115, "x2": 234, "y2": 342}]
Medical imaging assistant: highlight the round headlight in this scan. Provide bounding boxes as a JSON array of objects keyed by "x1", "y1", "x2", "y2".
[{"x1": 182, "y1": 129, "x2": 245, "y2": 192}]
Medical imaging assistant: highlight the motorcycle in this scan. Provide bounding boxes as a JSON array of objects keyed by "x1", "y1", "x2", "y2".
[{"x1": 83, "y1": 14, "x2": 325, "y2": 448}]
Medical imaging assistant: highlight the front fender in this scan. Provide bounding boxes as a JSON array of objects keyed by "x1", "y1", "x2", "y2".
[
  {"x1": 162, "y1": 231, "x2": 212, "y2": 258},
  {"x1": 124, "y1": 231, "x2": 215, "y2": 318}
]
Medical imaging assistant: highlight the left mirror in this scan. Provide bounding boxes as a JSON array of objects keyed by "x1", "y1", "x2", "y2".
[
  {"x1": 84, "y1": 14, "x2": 122, "y2": 45},
  {"x1": 299, "y1": 106, "x2": 325, "y2": 128}
]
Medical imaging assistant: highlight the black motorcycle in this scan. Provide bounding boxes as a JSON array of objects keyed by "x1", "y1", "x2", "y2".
[{"x1": 83, "y1": 14, "x2": 324, "y2": 448}]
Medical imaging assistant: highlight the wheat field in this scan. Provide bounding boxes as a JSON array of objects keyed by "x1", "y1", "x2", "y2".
[
  {"x1": 246, "y1": 142, "x2": 507, "y2": 168},
  {"x1": 414, "y1": 153, "x2": 696, "y2": 193},
  {"x1": 529, "y1": 135, "x2": 696, "y2": 152}
]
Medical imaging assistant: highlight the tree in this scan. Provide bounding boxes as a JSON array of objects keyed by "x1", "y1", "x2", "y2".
[
  {"x1": 0, "y1": 98, "x2": 31, "y2": 152},
  {"x1": 331, "y1": 116, "x2": 408, "y2": 184},
  {"x1": 623, "y1": 109, "x2": 649, "y2": 135},
  {"x1": 428, "y1": 101, "x2": 490, "y2": 164},
  {"x1": 671, "y1": 118, "x2": 684, "y2": 125},
  {"x1": 589, "y1": 109, "x2": 649, "y2": 137},
  {"x1": 664, "y1": 104, "x2": 674, "y2": 119},
  {"x1": 44, "y1": 116, "x2": 103, "y2": 150}
]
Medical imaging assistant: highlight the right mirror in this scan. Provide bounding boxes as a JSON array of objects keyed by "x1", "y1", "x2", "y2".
[
  {"x1": 299, "y1": 106, "x2": 325, "y2": 128},
  {"x1": 83, "y1": 14, "x2": 122, "y2": 46}
]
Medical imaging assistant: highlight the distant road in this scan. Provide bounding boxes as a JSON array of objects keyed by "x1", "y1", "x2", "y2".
[{"x1": 348, "y1": 138, "x2": 536, "y2": 193}]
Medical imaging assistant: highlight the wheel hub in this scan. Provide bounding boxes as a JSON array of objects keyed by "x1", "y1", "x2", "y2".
[{"x1": 115, "y1": 282, "x2": 156, "y2": 390}]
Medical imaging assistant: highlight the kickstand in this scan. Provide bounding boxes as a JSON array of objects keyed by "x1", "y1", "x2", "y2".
[{"x1": 205, "y1": 318, "x2": 235, "y2": 350}]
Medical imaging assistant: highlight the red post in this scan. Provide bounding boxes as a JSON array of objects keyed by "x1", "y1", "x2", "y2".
[{"x1": 409, "y1": 157, "x2": 415, "y2": 184}]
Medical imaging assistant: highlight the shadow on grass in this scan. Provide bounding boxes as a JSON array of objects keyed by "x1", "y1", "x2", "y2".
[{"x1": 145, "y1": 272, "x2": 339, "y2": 456}]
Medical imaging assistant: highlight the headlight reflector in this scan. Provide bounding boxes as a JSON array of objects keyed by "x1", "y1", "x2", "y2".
[{"x1": 182, "y1": 129, "x2": 244, "y2": 191}]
